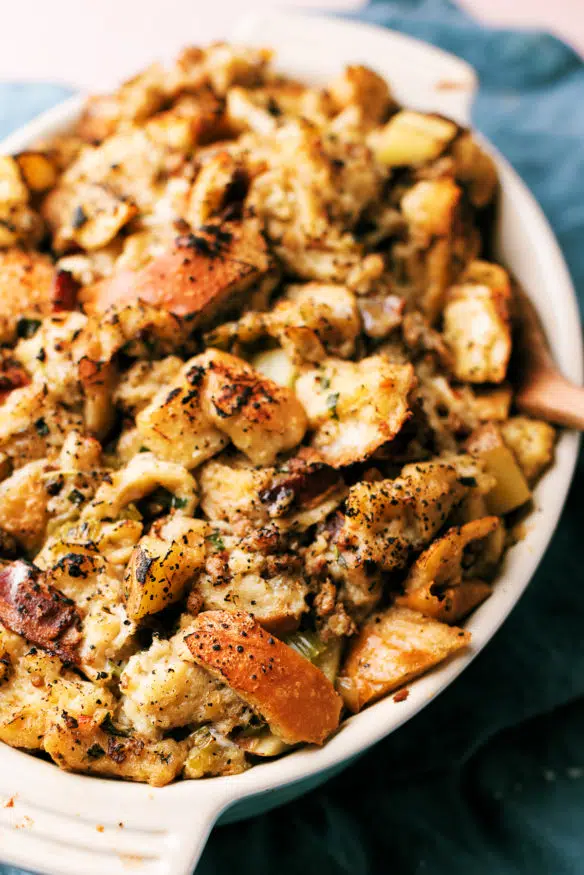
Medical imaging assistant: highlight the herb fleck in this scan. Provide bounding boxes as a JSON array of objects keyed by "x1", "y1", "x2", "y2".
[
  {"x1": 34, "y1": 417, "x2": 49, "y2": 437},
  {"x1": 207, "y1": 530, "x2": 225, "y2": 551},
  {"x1": 86, "y1": 744, "x2": 105, "y2": 760},
  {"x1": 17, "y1": 318, "x2": 41, "y2": 339},
  {"x1": 101, "y1": 713, "x2": 131, "y2": 738},
  {"x1": 68, "y1": 488, "x2": 85, "y2": 506},
  {"x1": 326, "y1": 392, "x2": 340, "y2": 420}
]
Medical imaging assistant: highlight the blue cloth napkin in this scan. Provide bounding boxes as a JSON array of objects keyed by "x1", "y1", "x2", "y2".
[{"x1": 2, "y1": 2, "x2": 584, "y2": 873}]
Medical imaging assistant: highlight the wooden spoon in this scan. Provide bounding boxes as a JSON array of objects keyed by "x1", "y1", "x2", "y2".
[{"x1": 514, "y1": 284, "x2": 584, "y2": 429}]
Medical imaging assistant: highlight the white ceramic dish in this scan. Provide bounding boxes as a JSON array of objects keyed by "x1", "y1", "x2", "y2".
[{"x1": 0, "y1": 11, "x2": 581, "y2": 875}]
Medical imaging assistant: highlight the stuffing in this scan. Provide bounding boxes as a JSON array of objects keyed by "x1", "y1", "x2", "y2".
[
  {"x1": 305, "y1": 455, "x2": 488, "y2": 629},
  {"x1": 0, "y1": 560, "x2": 82, "y2": 663},
  {"x1": 113, "y1": 356, "x2": 184, "y2": 417},
  {"x1": 80, "y1": 220, "x2": 273, "y2": 324},
  {"x1": 184, "y1": 726, "x2": 249, "y2": 778},
  {"x1": 295, "y1": 354, "x2": 415, "y2": 467},
  {"x1": 124, "y1": 518, "x2": 207, "y2": 620},
  {"x1": 443, "y1": 260, "x2": 512, "y2": 383},
  {"x1": 135, "y1": 356, "x2": 229, "y2": 469},
  {"x1": 41, "y1": 127, "x2": 174, "y2": 251},
  {"x1": 0, "y1": 249, "x2": 56, "y2": 343},
  {"x1": 120, "y1": 625, "x2": 251, "y2": 740},
  {"x1": 0, "y1": 461, "x2": 51, "y2": 552},
  {"x1": 125, "y1": 349, "x2": 306, "y2": 470},
  {"x1": 44, "y1": 549, "x2": 136, "y2": 682},
  {"x1": 44, "y1": 711, "x2": 188, "y2": 786},
  {"x1": 401, "y1": 178, "x2": 461, "y2": 238},
  {"x1": 397, "y1": 516, "x2": 501, "y2": 623},
  {"x1": 185, "y1": 611, "x2": 342, "y2": 745},
  {"x1": 0, "y1": 624, "x2": 115, "y2": 750},
  {"x1": 199, "y1": 451, "x2": 345, "y2": 534},
  {"x1": 338, "y1": 605, "x2": 470, "y2": 711},
  {"x1": 269, "y1": 283, "x2": 361, "y2": 360},
  {"x1": 0, "y1": 157, "x2": 45, "y2": 248},
  {"x1": 328, "y1": 65, "x2": 394, "y2": 125},
  {"x1": 0, "y1": 42, "x2": 554, "y2": 786},
  {"x1": 85, "y1": 452, "x2": 198, "y2": 521},
  {"x1": 194, "y1": 530, "x2": 308, "y2": 634},
  {"x1": 499, "y1": 416, "x2": 556, "y2": 484},
  {"x1": 201, "y1": 349, "x2": 307, "y2": 465}
]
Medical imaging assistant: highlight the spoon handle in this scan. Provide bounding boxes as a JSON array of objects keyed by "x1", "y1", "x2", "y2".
[{"x1": 514, "y1": 283, "x2": 584, "y2": 429}]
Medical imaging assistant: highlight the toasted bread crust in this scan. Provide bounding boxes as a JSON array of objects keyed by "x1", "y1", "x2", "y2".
[
  {"x1": 0, "y1": 249, "x2": 55, "y2": 342},
  {"x1": 185, "y1": 610, "x2": 342, "y2": 745},
  {"x1": 80, "y1": 220, "x2": 270, "y2": 322},
  {"x1": 0, "y1": 560, "x2": 82, "y2": 664},
  {"x1": 340, "y1": 605, "x2": 470, "y2": 712}
]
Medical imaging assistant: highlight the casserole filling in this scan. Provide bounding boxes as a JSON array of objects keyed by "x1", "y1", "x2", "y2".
[{"x1": 0, "y1": 44, "x2": 556, "y2": 785}]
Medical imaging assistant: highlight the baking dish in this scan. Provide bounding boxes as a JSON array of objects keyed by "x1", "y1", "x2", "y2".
[{"x1": 0, "y1": 10, "x2": 581, "y2": 875}]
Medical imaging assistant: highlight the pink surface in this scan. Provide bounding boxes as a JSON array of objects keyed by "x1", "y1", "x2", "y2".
[
  {"x1": 0, "y1": 1, "x2": 582, "y2": 88},
  {"x1": 460, "y1": 0, "x2": 584, "y2": 57}
]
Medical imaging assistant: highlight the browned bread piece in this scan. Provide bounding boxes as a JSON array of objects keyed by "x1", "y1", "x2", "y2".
[
  {"x1": 44, "y1": 713, "x2": 186, "y2": 787},
  {"x1": 185, "y1": 610, "x2": 342, "y2": 745},
  {"x1": 339, "y1": 605, "x2": 470, "y2": 712},
  {"x1": 80, "y1": 220, "x2": 271, "y2": 323},
  {"x1": 0, "y1": 248, "x2": 55, "y2": 343},
  {"x1": 0, "y1": 560, "x2": 82, "y2": 664}
]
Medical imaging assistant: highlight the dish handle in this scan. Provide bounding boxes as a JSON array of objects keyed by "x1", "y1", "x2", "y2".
[
  {"x1": 0, "y1": 772, "x2": 232, "y2": 875},
  {"x1": 159, "y1": 787, "x2": 233, "y2": 875}
]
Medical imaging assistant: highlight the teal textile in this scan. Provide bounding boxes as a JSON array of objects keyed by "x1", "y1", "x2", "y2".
[{"x1": 1, "y1": 2, "x2": 584, "y2": 872}]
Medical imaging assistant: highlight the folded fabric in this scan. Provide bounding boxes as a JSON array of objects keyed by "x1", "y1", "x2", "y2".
[{"x1": 0, "y1": 2, "x2": 583, "y2": 873}]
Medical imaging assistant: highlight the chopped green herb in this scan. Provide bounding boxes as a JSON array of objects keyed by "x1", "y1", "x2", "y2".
[
  {"x1": 320, "y1": 376, "x2": 331, "y2": 390},
  {"x1": 16, "y1": 318, "x2": 41, "y2": 339},
  {"x1": 458, "y1": 476, "x2": 478, "y2": 488},
  {"x1": 206, "y1": 530, "x2": 225, "y2": 551},
  {"x1": 106, "y1": 659, "x2": 126, "y2": 680},
  {"x1": 139, "y1": 446, "x2": 150, "y2": 453},
  {"x1": 86, "y1": 744, "x2": 105, "y2": 760},
  {"x1": 34, "y1": 417, "x2": 49, "y2": 437},
  {"x1": 326, "y1": 392, "x2": 340, "y2": 420},
  {"x1": 68, "y1": 489, "x2": 85, "y2": 506},
  {"x1": 101, "y1": 713, "x2": 131, "y2": 738},
  {"x1": 171, "y1": 496, "x2": 188, "y2": 510},
  {"x1": 333, "y1": 544, "x2": 348, "y2": 568}
]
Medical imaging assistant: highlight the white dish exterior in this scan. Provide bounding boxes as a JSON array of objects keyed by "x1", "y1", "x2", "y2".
[{"x1": 0, "y1": 11, "x2": 581, "y2": 875}]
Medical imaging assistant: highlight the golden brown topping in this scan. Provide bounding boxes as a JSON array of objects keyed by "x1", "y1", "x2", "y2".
[
  {"x1": 80, "y1": 220, "x2": 271, "y2": 324},
  {"x1": 339, "y1": 605, "x2": 470, "y2": 712},
  {"x1": 0, "y1": 560, "x2": 81, "y2": 663},
  {"x1": 185, "y1": 610, "x2": 342, "y2": 745},
  {"x1": 0, "y1": 249, "x2": 55, "y2": 344}
]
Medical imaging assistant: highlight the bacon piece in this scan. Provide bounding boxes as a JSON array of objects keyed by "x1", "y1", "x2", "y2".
[{"x1": 0, "y1": 560, "x2": 82, "y2": 664}]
